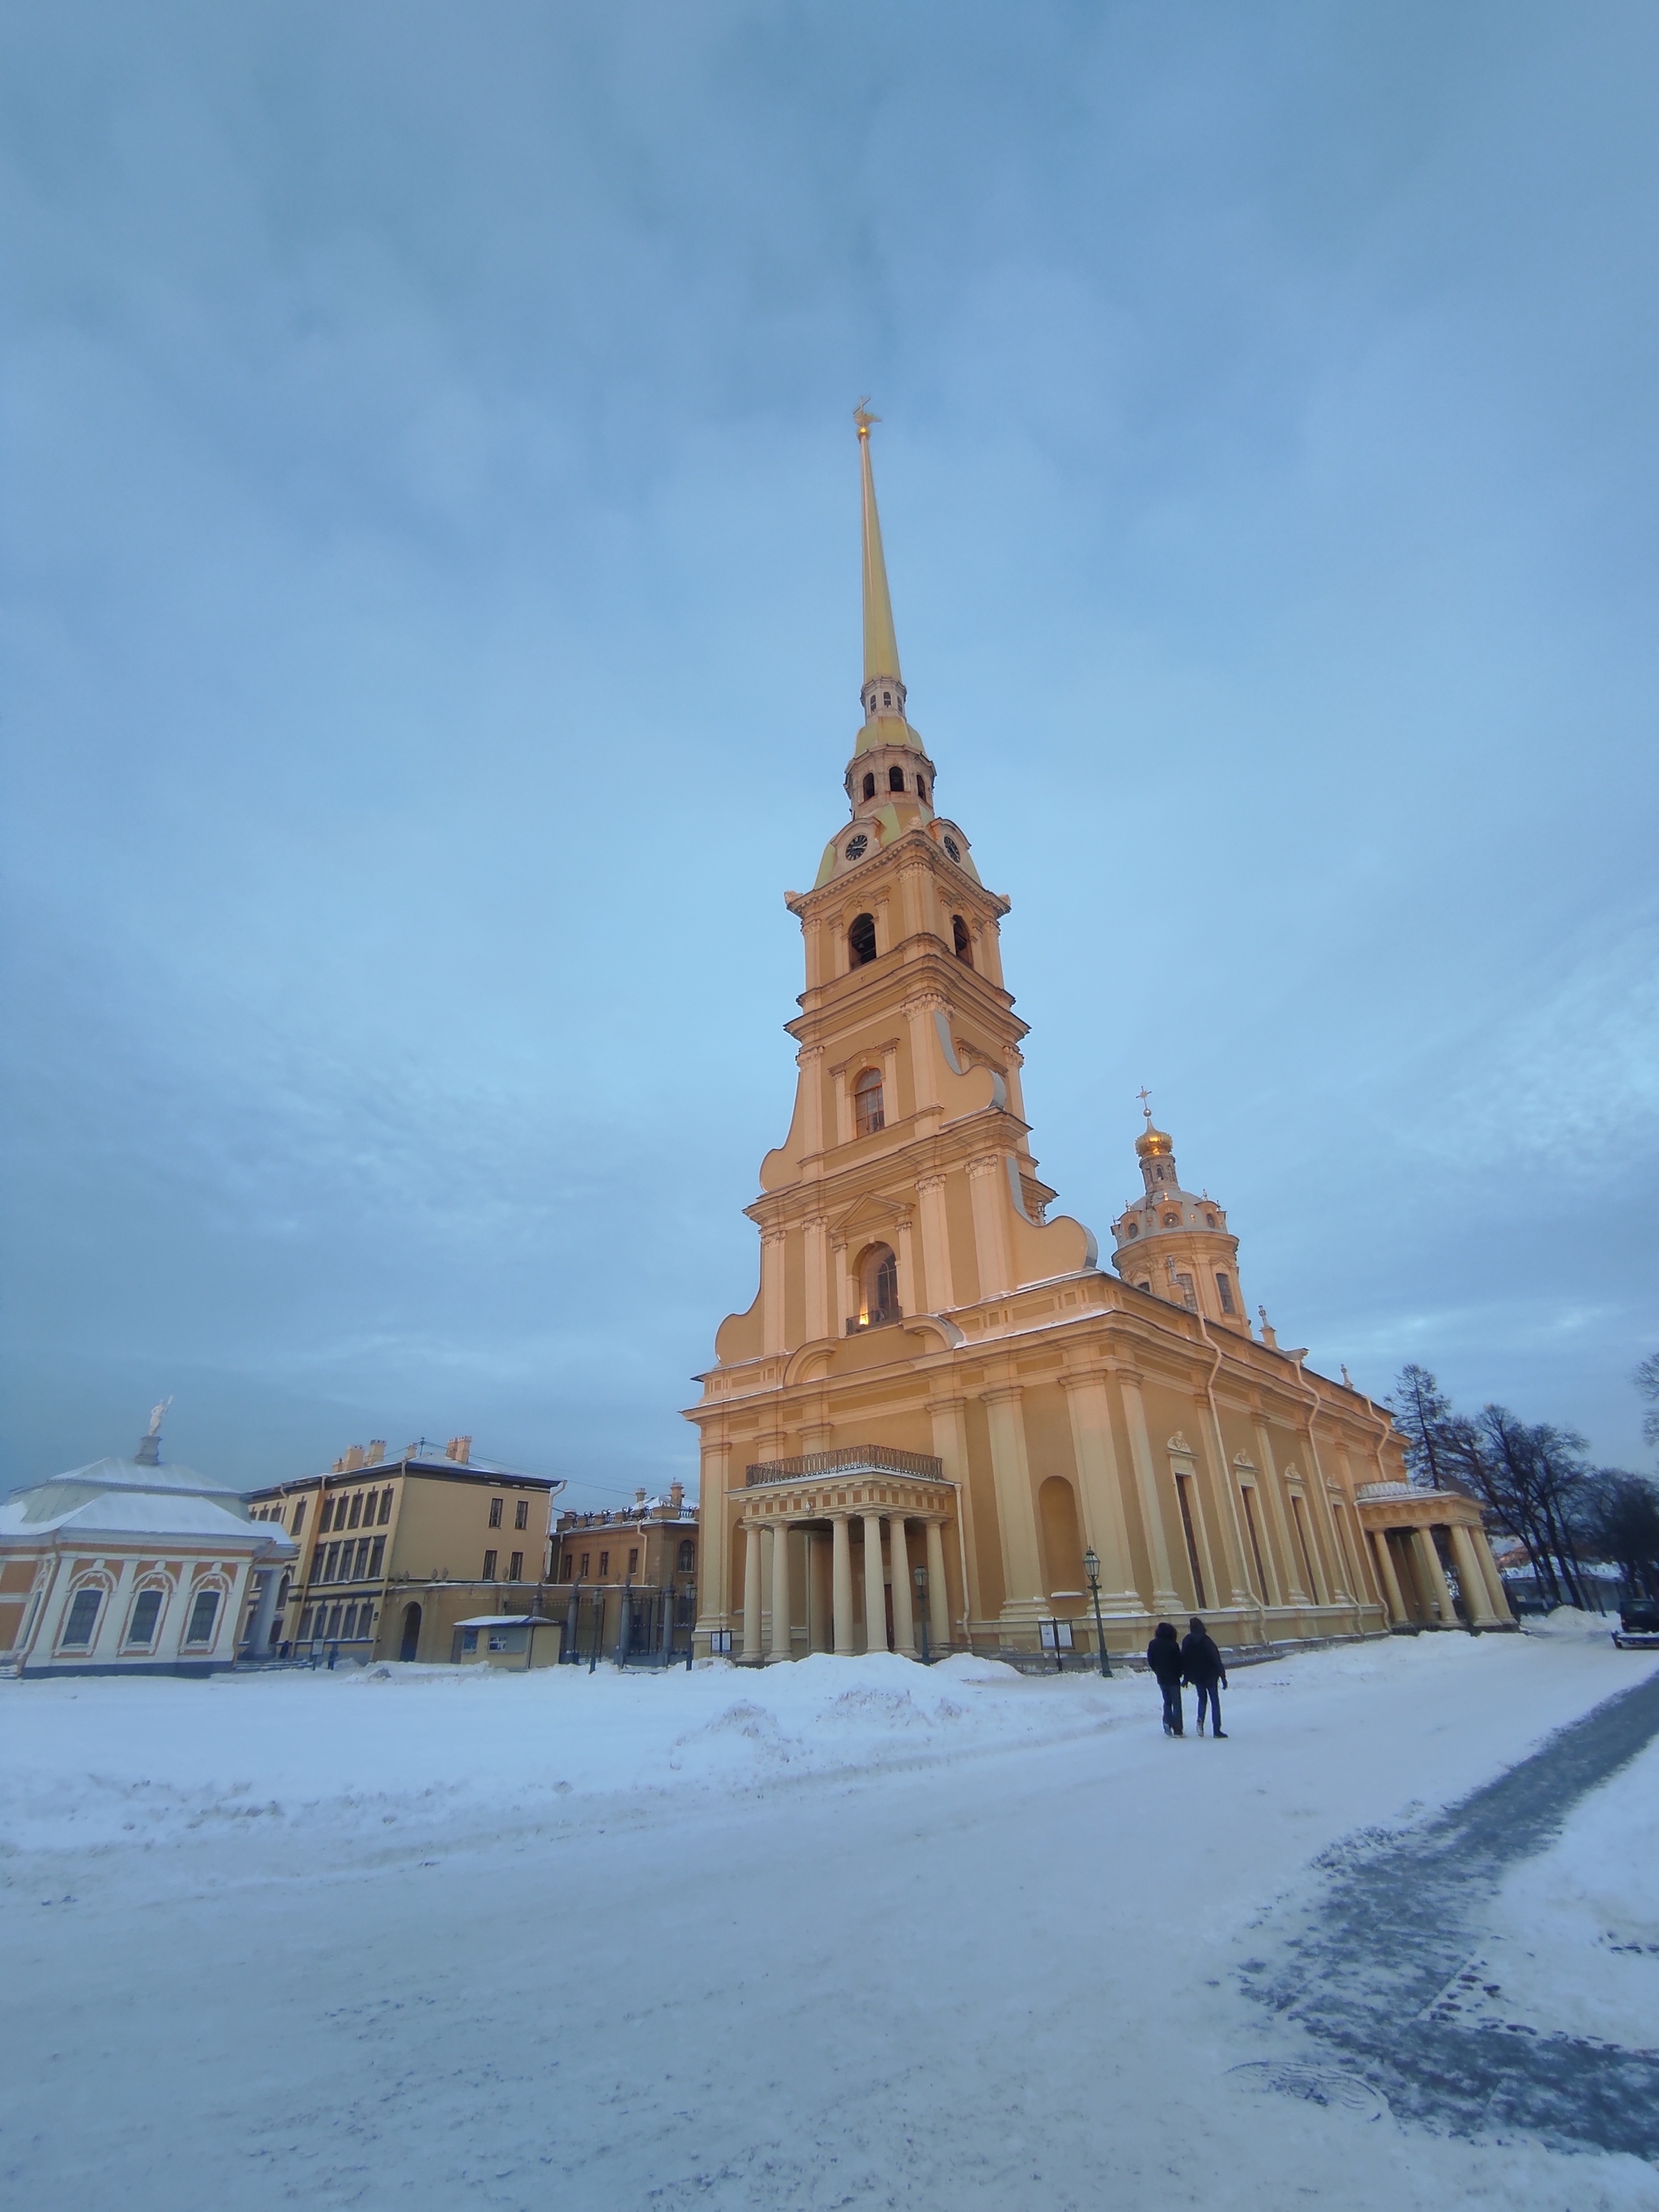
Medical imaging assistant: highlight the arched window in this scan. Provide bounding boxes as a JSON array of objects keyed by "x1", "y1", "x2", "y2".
[
  {"x1": 916, "y1": 777, "x2": 927, "y2": 803},
  {"x1": 888, "y1": 765, "x2": 905, "y2": 791},
  {"x1": 862, "y1": 772, "x2": 876, "y2": 801},
  {"x1": 952, "y1": 914, "x2": 973, "y2": 965},
  {"x1": 1216, "y1": 1272, "x2": 1237, "y2": 1315},
  {"x1": 853, "y1": 1067, "x2": 885, "y2": 1136},
  {"x1": 677, "y1": 1539, "x2": 696, "y2": 1573},
  {"x1": 848, "y1": 912, "x2": 877, "y2": 966},
  {"x1": 859, "y1": 1242, "x2": 899, "y2": 1327},
  {"x1": 882, "y1": 690, "x2": 892, "y2": 706}
]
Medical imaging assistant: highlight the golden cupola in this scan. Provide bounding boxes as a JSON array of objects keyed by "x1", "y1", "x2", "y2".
[{"x1": 1111, "y1": 1102, "x2": 1249, "y2": 1332}]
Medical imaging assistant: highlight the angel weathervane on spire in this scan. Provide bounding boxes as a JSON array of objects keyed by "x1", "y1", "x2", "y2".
[
  {"x1": 853, "y1": 397, "x2": 880, "y2": 439},
  {"x1": 147, "y1": 1397, "x2": 172, "y2": 1438},
  {"x1": 1137, "y1": 1086, "x2": 1154, "y2": 1123}
]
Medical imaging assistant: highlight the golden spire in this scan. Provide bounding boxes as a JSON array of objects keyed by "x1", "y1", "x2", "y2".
[{"x1": 855, "y1": 400, "x2": 902, "y2": 688}]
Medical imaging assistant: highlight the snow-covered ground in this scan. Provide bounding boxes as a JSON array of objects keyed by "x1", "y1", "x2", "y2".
[{"x1": 2, "y1": 1617, "x2": 1656, "y2": 2209}]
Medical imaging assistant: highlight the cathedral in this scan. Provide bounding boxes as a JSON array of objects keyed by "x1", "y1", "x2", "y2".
[{"x1": 684, "y1": 413, "x2": 1512, "y2": 1662}]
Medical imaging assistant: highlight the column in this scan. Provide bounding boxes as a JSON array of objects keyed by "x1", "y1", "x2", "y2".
[
  {"x1": 743, "y1": 1523, "x2": 762, "y2": 1660},
  {"x1": 694, "y1": 1439, "x2": 732, "y2": 1656},
  {"x1": 761, "y1": 1229, "x2": 787, "y2": 1357},
  {"x1": 1059, "y1": 1374, "x2": 1140, "y2": 1609},
  {"x1": 1412, "y1": 1527, "x2": 1456, "y2": 1626},
  {"x1": 901, "y1": 991, "x2": 945, "y2": 1115},
  {"x1": 925, "y1": 1520, "x2": 951, "y2": 1651},
  {"x1": 861, "y1": 1510, "x2": 887, "y2": 1652},
  {"x1": 769, "y1": 1519, "x2": 792, "y2": 1660},
  {"x1": 243, "y1": 1565, "x2": 281, "y2": 1660},
  {"x1": 889, "y1": 1518, "x2": 916, "y2": 1656},
  {"x1": 982, "y1": 1383, "x2": 1047, "y2": 1626},
  {"x1": 929, "y1": 1394, "x2": 980, "y2": 1630},
  {"x1": 966, "y1": 1153, "x2": 1013, "y2": 1298},
  {"x1": 832, "y1": 1239, "x2": 852, "y2": 1336},
  {"x1": 915, "y1": 1174, "x2": 955, "y2": 1313},
  {"x1": 832, "y1": 1515, "x2": 855, "y2": 1654},
  {"x1": 804, "y1": 1216, "x2": 830, "y2": 1341},
  {"x1": 1370, "y1": 1527, "x2": 1408, "y2": 1624},
  {"x1": 1473, "y1": 1528, "x2": 1515, "y2": 1624},
  {"x1": 1117, "y1": 1374, "x2": 1183, "y2": 1613},
  {"x1": 894, "y1": 1216, "x2": 917, "y2": 1318},
  {"x1": 1448, "y1": 1522, "x2": 1499, "y2": 1626},
  {"x1": 797, "y1": 1044, "x2": 825, "y2": 1158},
  {"x1": 804, "y1": 1532, "x2": 827, "y2": 1652}
]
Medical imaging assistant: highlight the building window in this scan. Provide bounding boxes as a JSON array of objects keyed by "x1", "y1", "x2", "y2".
[
  {"x1": 1216, "y1": 1272, "x2": 1236, "y2": 1315},
  {"x1": 368, "y1": 1536, "x2": 386, "y2": 1577},
  {"x1": 377, "y1": 1487, "x2": 393, "y2": 1524},
  {"x1": 341, "y1": 1603, "x2": 359, "y2": 1640},
  {"x1": 184, "y1": 1590, "x2": 220, "y2": 1647},
  {"x1": 126, "y1": 1588, "x2": 164, "y2": 1646},
  {"x1": 292, "y1": 1498, "x2": 306, "y2": 1534},
  {"x1": 325, "y1": 1603, "x2": 343, "y2": 1639},
  {"x1": 483, "y1": 1549, "x2": 498, "y2": 1580},
  {"x1": 489, "y1": 1498, "x2": 503, "y2": 1528},
  {"x1": 509, "y1": 1550, "x2": 524, "y2": 1580},
  {"x1": 299, "y1": 1605, "x2": 316, "y2": 1639},
  {"x1": 1163, "y1": 1212, "x2": 1179, "y2": 1228},
  {"x1": 859, "y1": 1242, "x2": 899, "y2": 1327},
  {"x1": 1205, "y1": 1213, "x2": 1217, "y2": 1229},
  {"x1": 628, "y1": 1547, "x2": 640, "y2": 1575},
  {"x1": 320, "y1": 1497, "x2": 335, "y2": 1532},
  {"x1": 358, "y1": 1539, "x2": 375, "y2": 1579},
  {"x1": 322, "y1": 1542, "x2": 340, "y2": 1583},
  {"x1": 599, "y1": 1550, "x2": 610, "y2": 1577},
  {"x1": 848, "y1": 911, "x2": 877, "y2": 966},
  {"x1": 348, "y1": 1491, "x2": 364, "y2": 1529},
  {"x1": 61, "y1": 1588, "x2": 103, "y2": 1648},
  {"x1": 579, "y1": 1552, "x2": 591, "y2": 1579},
  {"x1": 952, "y1": 914, "x2": 973, "y2": 965},
  {"x1": 514, "y1": 1498, "x2": 529, "y2": 1531},
  {"x1": 888, "y1": 764, "x2": 905, "y2": 791},
  {"x1": 677, "y1": 1540, "x2": 696, "y2": 1573},
  {"x1": 916, "y1": 777, "x2": 927, "y2": 803},
  {"x1": 852, "y1": 1066, "x2": 885, "y2": 1136},
  {"x1": 561, "y1": 1553, "x2": 574, "y2": 1580},
  {"x1": 862, "y1": 772, "x2": 876, "y2": 800},
  {"x1": 1176, "y1": 1272, "x2": 1197, "y2": 1312},
  {"x1": 1125, "y1": 1221, "x2": 1139, "y2": 1239},
  {"x1": 882, "y1": 690, "x2": 892, "y2": 706}
]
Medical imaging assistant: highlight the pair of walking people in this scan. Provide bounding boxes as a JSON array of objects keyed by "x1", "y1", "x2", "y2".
[{"x1": 1145, "y1": 1617, "x2": 1228, "y2": 1737}]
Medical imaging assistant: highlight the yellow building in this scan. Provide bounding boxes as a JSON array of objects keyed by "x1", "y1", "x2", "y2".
[{"x1": 685, "y1": 411, "x2": 1512, "y2": 1663}]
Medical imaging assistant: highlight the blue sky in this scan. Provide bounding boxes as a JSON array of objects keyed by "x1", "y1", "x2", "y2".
[{"x1": 3, "y1": 1, "x2": 1655, "y2": 1505}]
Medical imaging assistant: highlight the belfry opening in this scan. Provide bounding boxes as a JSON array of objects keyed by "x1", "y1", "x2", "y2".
[{"x1": 683, "y1": 411, "x2": 1513, "y2": 1663}]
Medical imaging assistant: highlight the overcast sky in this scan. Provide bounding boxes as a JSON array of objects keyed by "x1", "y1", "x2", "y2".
[{"x1": 2, "y1": 1, "x2": 1655, "y2": 1505}]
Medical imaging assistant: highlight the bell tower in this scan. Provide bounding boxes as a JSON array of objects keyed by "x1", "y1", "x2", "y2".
[{"x1": 1110, "y1": 1101, "x2": 1248, "y2": 1331}]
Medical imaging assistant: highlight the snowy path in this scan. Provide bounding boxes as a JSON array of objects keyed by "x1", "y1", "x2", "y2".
[{"x1": 2, "y1": 1626, "x2": 1657, "y2": 2210}]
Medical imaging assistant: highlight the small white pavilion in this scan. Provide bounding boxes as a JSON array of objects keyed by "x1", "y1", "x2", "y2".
[{"x1": 0, "y1": 1407, "x2": 296, "y2": 1678}]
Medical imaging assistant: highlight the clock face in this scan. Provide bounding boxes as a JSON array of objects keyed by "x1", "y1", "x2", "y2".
[
  {"x1": 942, "y1": 834, "x2": 962, "y2": 863},
  {"x1": 844, "y1": 833, "x2": 869, "y2": 861}
]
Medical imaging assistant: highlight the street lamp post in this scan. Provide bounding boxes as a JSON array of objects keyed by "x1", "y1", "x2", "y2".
[
  {"x1": 1084, "y1": 1547, "x2": 1112, "y2": 1678},
  {"x1": 914, "y1": 1565, "x2": 929, "y2": 1664}
]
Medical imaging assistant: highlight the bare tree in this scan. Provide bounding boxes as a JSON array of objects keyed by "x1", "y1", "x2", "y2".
[
  {"x1": 1385, "y1": 1364, "x2": 1456, "y2": 1490},
  {"x1": 1636, "y1": 1353, "x2": 1659, "y2": 1452}
]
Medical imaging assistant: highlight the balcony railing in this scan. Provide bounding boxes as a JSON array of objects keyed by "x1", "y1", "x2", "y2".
[
  {"x1": 1354, "y1": 1481, "x2": 1416, "y2": 1502},
  {"x1": 746, "y1": 1446, "x2": 948, "y2": 1488},
  {"x1": 846, "y1": 1306, "x2": 902, "y2": 1334}
]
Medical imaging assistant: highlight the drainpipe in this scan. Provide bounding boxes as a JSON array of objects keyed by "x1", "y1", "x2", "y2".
[{"x1": 951, "y1": 1477, "x2": 974, "y2": 1650}]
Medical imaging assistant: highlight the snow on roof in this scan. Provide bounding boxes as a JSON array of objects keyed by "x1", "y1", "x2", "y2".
[
  {"x1": 454, "y1": 1615, "x2": 560, "y2": 1629},
  {"x1": 0, "y1": 1455, "x2": 297, "y2": 1553}
]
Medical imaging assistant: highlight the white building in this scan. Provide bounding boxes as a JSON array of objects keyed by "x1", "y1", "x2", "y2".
[{"x1": 0, "y1": 1409, "x2": 296, "y2": 1678}]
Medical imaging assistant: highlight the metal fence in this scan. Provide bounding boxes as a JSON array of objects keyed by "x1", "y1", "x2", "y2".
[{"x1": 558, "y1": 1583, "x2": 697, "y2": 1669}]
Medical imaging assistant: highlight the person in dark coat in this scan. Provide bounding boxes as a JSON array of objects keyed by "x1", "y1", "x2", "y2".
[
  {"x1": 1181, "y1": 1617, "x2": 1228, "y2": 1737},
  {"x1": 1146, "y1": 1620, "x2": 1185, "y2": 1734}
]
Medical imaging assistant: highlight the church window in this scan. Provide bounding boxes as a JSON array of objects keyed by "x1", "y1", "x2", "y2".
[
  {"x1": 61, "y1": 1588, "x2": 102, "y2": 1647},
  {"x1": 1216, "y1": 1272, "x2": 1236, "y2": 1315},
  {"x1": 888, "y1": 765, "x2": 905, "y2": 791},
  {"x1": 488, "y1": 1497, "x2": 503, "y2": 1528},
  {"x1": 1176, "y1": 1272, "x2": 1197, "y2": 1312},
  {"x1": 854, "y1": 1067, "x2": 885, "y2": 1136},
  {"x1": 916, "y1": 778, "x2": 927, "y2": 803},
  {"x1": 848, "y1": 912, "x2": 877, "y2": 966},
  {"x1": 1155, "y1": 1165, "x2": 1167, "y2": 1182},
  {"x1": 126, "y1": 1588, "x2": 164, "y2": 1647},
  {"x1": 952, "y1": 914, "x2": 973, "y2": 965},
  {"x1": 678, "y1": 1540, "x2": 696, "y2": 1572},
  {"x1": 514, "y1": 1498, "x2": 529, "y2": 1530},
  {"x1": 1163, "y1": 1212, "x2": 1179, "y2": 1228},
  {"x1": 1136, "y1": 1278, "x2": 1151, "y2": 1293},
  {"x1": 1124, "y1": 1221, "x2": 1139, "y2": 1239},
  {"x1": 348, "y1": 1491, "x2": 363, "y2": 1529},
  {"x1": 862, "y1": 773, "x2": 876, "y2": 800},
  {"x1": 882, "y1": 690, "x2": 892, "y2": 706},
  {"x1": 484, "y1": 1549, "x2": 498, "y2": 1580},
  {"x1": 859, "y1": 1242, "x2": 900, "y2": 1327},
  {"x1": 184, "y1": 1590, "x2": 220, "y2": 1647},
  {"x1": 1205, "y1": 1213, "x2": 1217, "y2": 1228}
]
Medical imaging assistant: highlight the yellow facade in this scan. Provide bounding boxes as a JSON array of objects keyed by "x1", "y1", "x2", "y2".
[{"x1": 686, "y1": 414, "x2": 1511, "y2": 1662}]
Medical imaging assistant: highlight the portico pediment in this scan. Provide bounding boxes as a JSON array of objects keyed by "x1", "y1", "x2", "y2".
[{"x1": 828, "y1": 1191, "x2": 914, "y2": 1242}]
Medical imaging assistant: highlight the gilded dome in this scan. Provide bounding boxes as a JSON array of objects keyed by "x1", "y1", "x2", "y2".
[{"x1": 1135, "y1": 1121, "x2": 1174, "y2": 1160}]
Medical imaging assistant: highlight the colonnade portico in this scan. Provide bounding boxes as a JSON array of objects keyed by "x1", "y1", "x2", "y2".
[
  {"x1": 1354, "y1": 1482, "x2": 1515, "y2": 1630},
  {"x1": 736, "y1": 1447, "x2": 956, "y2": 1660}
]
